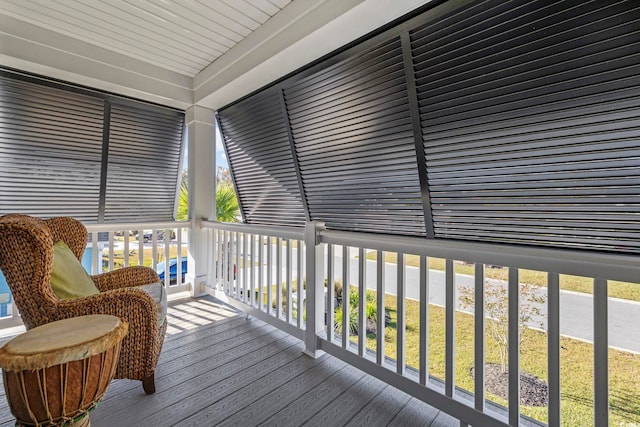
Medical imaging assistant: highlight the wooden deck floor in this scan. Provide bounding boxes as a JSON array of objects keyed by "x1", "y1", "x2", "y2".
[{"x1": 0, "y1": 296, "x2": 459, "y2": 426}]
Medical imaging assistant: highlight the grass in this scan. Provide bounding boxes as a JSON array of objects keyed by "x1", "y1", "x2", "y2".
[
  {"x1": 354, "y1": 290, "x2": 640, "y2": 426},
  {"x1": 365, "y1": 252, "x2": 640, "y2": 302},
  {"x1": 101, "y1": 243, "x2": 187, "y2": 270}
]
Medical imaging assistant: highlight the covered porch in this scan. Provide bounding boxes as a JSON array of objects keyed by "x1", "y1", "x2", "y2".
[{"x1": 1, "y1": 1, "x2": 640, "y2": 426}]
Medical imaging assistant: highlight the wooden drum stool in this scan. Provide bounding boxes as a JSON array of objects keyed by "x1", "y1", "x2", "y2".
[{"x1": 0, "y1": 315, "x2": 128, "y2": 426}]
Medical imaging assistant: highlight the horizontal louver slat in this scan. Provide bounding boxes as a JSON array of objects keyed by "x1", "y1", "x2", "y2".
[
  {"x1": 0, "y1": 75, "x2": 103, "y2": 223},
  {"x1": 218, "y1": 88, "x2": 306, "y2": 227},
  {"x1": 103, "y1": 102, "x2": 184, "y2": 223},
  {"x1": 285, "y1": 35, "x2": 425, "y2": 236},
  {"x1": 412, "y1": 0, "x2": 640, "y2": 253}
]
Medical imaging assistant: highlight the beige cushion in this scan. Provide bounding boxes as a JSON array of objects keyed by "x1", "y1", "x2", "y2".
[
  {"x1": 50, "y1": 241, "x2": 100, "y2": 300},
  {"x1": 134, "y1": 282, "x2": 167, "y2": 327}
]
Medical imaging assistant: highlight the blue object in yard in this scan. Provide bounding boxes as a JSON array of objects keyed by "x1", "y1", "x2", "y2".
[
  {"x1": 81, "y1": 246, "x2": 93, "y2": 274},
  {"x1": 0, "y1": 270, "x2": 12, "y2": 318},
  {"x1": 157, "y1": 257, "x2": 188, "y2": 282}
]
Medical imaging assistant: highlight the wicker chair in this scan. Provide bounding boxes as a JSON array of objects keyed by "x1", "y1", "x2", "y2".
[{"x1": 0, "y1": 214, "x2": 167, "y2": 394}]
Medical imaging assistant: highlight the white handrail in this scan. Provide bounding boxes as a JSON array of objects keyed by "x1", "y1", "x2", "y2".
[
  {"x1": 319, "y1": 228, "x2": 640, "y2": 283},
  {"x1": 201, "y1": 220, "x2": 304, "y2": 240},
  {"x1": 86, "y1": 220, "x2": 191, "y2": 232},
  {"x1": 203, "y1": 222, "x2": 640, "y2": 282}
]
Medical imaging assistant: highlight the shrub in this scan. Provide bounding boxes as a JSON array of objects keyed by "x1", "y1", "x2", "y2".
[{"x1": 333, "y1": 287, "x2": 378, "y2": 336}]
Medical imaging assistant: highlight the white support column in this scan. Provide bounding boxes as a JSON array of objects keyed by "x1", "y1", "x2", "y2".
[
  {"x1": 303, "y1": 221, "x2": 325, "y2": 358},
  {"x1": 185, "y1": 106, "x2": 216, "y2": 297}
]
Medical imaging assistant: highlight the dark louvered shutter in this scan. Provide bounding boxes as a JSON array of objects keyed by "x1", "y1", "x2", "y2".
[
  {"x1": 104, "y1": 101, "x2": 185, "y2": 222},
  {"x1": 412, "y1": 0, "x2": 640, "y2": 253},
  {"x1": 284, "y1": 36, "x2": 426, "y2": 236},
  {"x1": 218, "y1": 89, "x2": 306, "y2": 226},
  {"x1": 217, "y1": 0, "x2": 640, "y2": 254},
  {"x1": 0, "y1": 74, "x2": 104, "y2": 222}
]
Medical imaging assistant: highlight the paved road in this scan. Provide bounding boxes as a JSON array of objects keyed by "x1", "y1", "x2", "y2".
[
  {"x1": 333, "y1": 253, "x2": 640, "y2": 353},
  {"x1": 246, "y1": 245, "x2": 640, "y2": 353}
]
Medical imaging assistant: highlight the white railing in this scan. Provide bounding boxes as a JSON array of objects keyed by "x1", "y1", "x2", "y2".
[
  {"x1": 203, "y1": 220, "x2": 640, "y2": 427},
  {"x1": 204, "y1": 220, "x2": 306, "y2": 341},
  {"x1": 85, "y1": 221, "x2": 191, "y2": 295}
]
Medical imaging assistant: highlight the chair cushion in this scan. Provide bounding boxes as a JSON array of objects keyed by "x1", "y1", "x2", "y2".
[
  {"x1": 50, "y1": 241, "x2": 100, "y2": 300},
  {"x1": 134, "y1": 282, "x2": 167, "y2": 328}
]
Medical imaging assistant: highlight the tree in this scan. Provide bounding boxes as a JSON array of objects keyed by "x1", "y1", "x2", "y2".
[
  {"x1": 459, "y1": 274, "x2": 545, "y2": 373},
  {"x1": 176, "y1": 169, "x2": 239, "y2": 222},
  {"x1": 216, "y1": 166, "x2": 233, "y2": 186},
  {"x1": 176, "y1": 178, "x2": 189, "y2": 221},
  {"x1": 215, "y1": 182, "x2": 240, "y2": 222}
]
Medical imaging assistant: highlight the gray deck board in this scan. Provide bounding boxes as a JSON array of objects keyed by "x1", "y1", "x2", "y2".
[
  {"x1": 142, "y1": 341, "x2": 307, "y2": 426},
  {"x1": 99, "y1": 329, "x2": 295, "y2": 425},
  {"x1": 101, "y1": 323, "x2": 287, "y2": 403},
  {"x1": 303, "y1": 372, "x2": 388, "y2": 426},
  {"x1": 259, "y1": 363, "x2": 367, "y2": 426},
  {"x1": 346, "y1": 385, "x2": 413, "y2": 427},
  {"x1": 212, "y1": 355, "x2": 347, "y2": 427},
  {"x1": 430, "y1": 411, "x2": 462, "y2": 427},
  {"x1": 387, "y1": 397, "x2": 440, "y2": 427},
  {"x1": 0, "y1": 296, "x2": 456, "y2": 427}
]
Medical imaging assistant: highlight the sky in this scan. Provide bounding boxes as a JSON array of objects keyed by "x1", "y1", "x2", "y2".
[
  {"x1": 215, "y1": 125, "x2": 228, "y2": 169},
  {"x1": 182, "y1": 124, "x2": 229, "y2": 169}
]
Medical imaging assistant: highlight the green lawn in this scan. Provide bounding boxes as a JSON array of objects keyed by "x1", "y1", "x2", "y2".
[
  {"x1": 354, "y1": 291, "x2": 640, "y2": 426},
  {"x1": 365, "y1": 252, "x2": 640, "y2": 302},
  {"x1": 102, "y1": 245, "x2": 187, "y2": 270}
]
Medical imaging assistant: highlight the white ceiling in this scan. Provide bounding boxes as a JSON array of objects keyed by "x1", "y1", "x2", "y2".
[
  {"x1": 0, "y1": 0, "x2": 432, "y2": 110},
  {"x1": 0, "y1": 0, "x2": 292, "y2": 76}
]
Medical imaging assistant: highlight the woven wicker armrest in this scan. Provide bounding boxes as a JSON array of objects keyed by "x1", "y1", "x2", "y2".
[
  {"x1": 56, "y1": 288, "x2": 159, "y2": 330},
  {"x1": 55, "y1": 288, "x2": 162, "y2": 381},
  {"x1": 92, "y1": 266, "x2": 160, "y2": 292}
]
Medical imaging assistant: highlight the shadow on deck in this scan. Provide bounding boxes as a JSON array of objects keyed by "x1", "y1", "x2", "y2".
[{"x1": 0, "y1": 296, "x2": 458, "y2": 426}]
